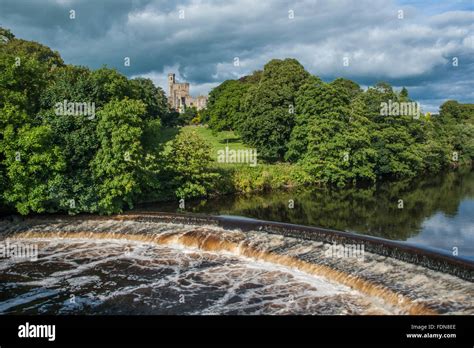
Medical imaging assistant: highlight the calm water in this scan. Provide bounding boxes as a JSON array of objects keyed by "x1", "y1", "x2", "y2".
[{"x1": 138, "y1": 169, "x2": 474, "y2": 260}]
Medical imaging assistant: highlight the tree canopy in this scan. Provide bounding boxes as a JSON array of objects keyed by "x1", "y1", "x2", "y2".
[
  {"x1": 1, "y1": 26, "x2": 472, "y2": 215},
  {"x1": 205, "y1": 59, "x2": 473, "y2": 185}
]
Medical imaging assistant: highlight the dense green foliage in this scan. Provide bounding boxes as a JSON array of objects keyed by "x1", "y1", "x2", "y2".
[
  {"x1": 160, "y1": 106, "x2": 198, "y2": 127},
  {"x1": 238, "y1": 59, "x2": 310, "y2": 160},
  {"x1": 204, "y1": 79, "x2": 250, "y2": 131},
  {"x1": 1, "y1": 27, "x2": 472, "y2": 216},
  {"x1": 0, "y1": 28, "x2": 220, "y2": 214},
  {"x1": 162, "y1": 130, "x2": 220, "y2": 199},
  {"x1": 205, "y1": 60, "x2": 473, "y2": 186},
  {"x1": 0, "y1": 30, "x2": 65, "y2": 214},
  {"x1": 289, "y1": 80, "x2": 377, "y2": 186}
]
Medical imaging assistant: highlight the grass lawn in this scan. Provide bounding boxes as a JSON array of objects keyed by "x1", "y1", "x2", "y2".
[
  {"x1": 158, "y1": 125, "x2": 313, "y2": 192},
  {"x1": 163, "y1": 125, "x2": 254, "y2": 162}
]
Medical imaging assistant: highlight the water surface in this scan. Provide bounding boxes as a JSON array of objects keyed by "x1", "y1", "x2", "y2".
[
  {"x1": 138, "y1": 170, "x2": 474, "y2": 260},
  {"x1": 1, "y1": 219, "x2": 472, "y2": 315}
]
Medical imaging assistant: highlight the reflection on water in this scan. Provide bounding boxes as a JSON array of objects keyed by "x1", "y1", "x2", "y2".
[
  {"x1": 408, "y1": 200, "x2": 474, "y2": 260},
  {"x1": 138, "y1": 169, "x2": 474, "y2": 259}
]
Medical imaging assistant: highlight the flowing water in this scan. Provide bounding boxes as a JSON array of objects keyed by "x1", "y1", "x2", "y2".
[
  {"x1": 139, "y1": 169, "x2": 474, "y2": 260},
  {"x1": 0, "y1": 218, "x2": 473, "y2": 315}
]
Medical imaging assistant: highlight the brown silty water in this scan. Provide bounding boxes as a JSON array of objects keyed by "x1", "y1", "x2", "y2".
[{"x1": 0, "y1": 216, "x2": 472, "y2": 315}]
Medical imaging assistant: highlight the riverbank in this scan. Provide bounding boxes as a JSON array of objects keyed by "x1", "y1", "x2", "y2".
[
  {"x1": 157, "y1": 125, "x2": 473, "y2": 199},
  {"x1": 137, "y1": 168, "x2": 474, "y2": 260}
]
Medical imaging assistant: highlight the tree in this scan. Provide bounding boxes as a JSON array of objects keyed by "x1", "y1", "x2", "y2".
[
  {"x1": 164, "y1": 131, "x2": 220, "y2": 199},
  {"x1": 178, "y1": 106, "x2": 198, "y2": 126},
  {"x1": 1, "y1": 122, "x2": 66, "y2": 214},
  {"x1": 0, "y1": 34, "x2": 65, "y2": 213},
  {"x1": 91, "y1": 67, "x2": 131, "y2": 107},
  {"x1": 0, "y1": 27, "x2": 15, "y2": 41},
  {"x1": 38, "y1": 65, "x2": 100, "y2": 212},
  {"x1": 206, "y1": 79, "x2": 250, "y2": 131},
  {"x1": 129, "y1": 77, "x2": 168, "y2": 121},
  {"x1": 238, "y1": 58, "x2": 310, "y2": 161},
  {"x1": 434, "y1": 101, "x2": 474, "y2": 166},
  {"x1": 400, "y1": 87, "x2": 409, "y2": 101},
  {"x1": 289, "y1": 81, "x2": 376, "y2": 186},
  {"x1": 363, "y1": 83, "x2": 426, "y2": 178},
  {"x1": 330, "y1": 78, "x2": 362, "y2": 101},
  {"x1": 286, "y1": 76, "x2": 333, "y2": 162},
  {"x1": 0, "y1": 46, "x2": 50, "y2": 115},
  {"x1": 3, "y1": 39, "x2": 63, "y2": 68},
  {"x1": 92, "y1": 99, "x2": 149, "y2": 214}
]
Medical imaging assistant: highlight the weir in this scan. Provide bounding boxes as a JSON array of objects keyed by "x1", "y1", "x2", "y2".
[
  {"x1": 1, "y1": 212, "x2": 473, "y2": 315},
  {"x1": 117, "y1": 212, "x2": 474, "y2": 281}
]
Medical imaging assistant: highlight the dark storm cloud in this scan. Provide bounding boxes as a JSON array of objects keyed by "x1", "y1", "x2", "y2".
[
  {"x1": 0, "y1": 0, "x2": 141, "y2": 39},
  {"x1": 0, "y1": 0, "x2": 472, "y2": 111}
]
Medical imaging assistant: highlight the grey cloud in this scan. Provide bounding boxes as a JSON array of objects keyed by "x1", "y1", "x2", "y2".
[{"x1": 0, "y1": 0, "x2": 472, "y2": 110}]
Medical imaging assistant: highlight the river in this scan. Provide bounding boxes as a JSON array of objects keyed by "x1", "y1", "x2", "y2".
[
  {"x1": 0, "y1": 169, "x2": 472, "y2": 315},
  {"x1": 138, "y1": 169, "x2": 474, "y2": 260}
]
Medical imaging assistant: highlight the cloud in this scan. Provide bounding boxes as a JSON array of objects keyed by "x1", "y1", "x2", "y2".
[{"x1": 0, "y1": 0, "x2": 472, "y2": 111}]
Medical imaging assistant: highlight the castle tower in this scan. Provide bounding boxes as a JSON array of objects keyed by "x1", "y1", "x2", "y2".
[
  {"x1": 167, "y1": 72, "x2": 208, "y2": 112},
  {"x1": 168, "y1": 73, "x2": 175, "y2": 106}
]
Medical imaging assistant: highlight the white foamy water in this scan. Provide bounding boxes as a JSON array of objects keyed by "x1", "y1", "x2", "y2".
[
  {"x1": 0, "y1": 238, "x2": 391, "y2": 315},
  {"x1": 0, "y1": 217, "x2": 473, "y2": 315}
]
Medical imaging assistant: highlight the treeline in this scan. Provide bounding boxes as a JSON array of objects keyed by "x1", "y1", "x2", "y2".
[
  {"x1": 1, "y1": 28, "x2": 472, "y2": 216},
  {"x1": 0, "y1": 28, "x2": 215, "y2": 214},
  {"x1": 203, "y1": 58, "x2": 473, "y2": 186}
]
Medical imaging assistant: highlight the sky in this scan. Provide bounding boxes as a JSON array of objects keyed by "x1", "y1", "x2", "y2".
[{"x1": 0, "y1": 0, "x2": 473, "y2": 112}]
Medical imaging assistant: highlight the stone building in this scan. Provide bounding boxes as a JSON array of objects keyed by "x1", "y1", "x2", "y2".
[{"x1": 167, "y1": 73, "x2": 208, "y2": 113}]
